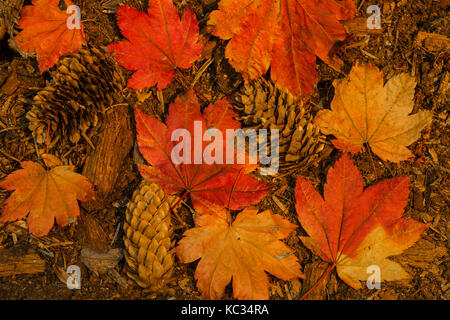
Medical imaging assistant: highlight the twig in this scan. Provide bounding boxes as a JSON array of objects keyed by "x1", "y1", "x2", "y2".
[
  {"x1": 110, "y1": 222, "x2": 121, "y2": 246},
  {"x1": 0, "y1": 148, "x2": 20, "y2": 162},
  {"x1": 105, "y1": 103, "x2": 129, "y2": 113},
  {"x1": 357, "y1": 0, "x2": 366, "y2": 11},
  {"x1": 81, "y1": 132, "x2": 95, "y2": 150},
  {"x1": 41, "y1": 241, "x2": 74, "y2": 249},
  {"x1": 192, "y1": 58, "x2": 213, "y2": 87},
  {"x1": 0, "y1": 127, "x2": 20, "y2": 134}
]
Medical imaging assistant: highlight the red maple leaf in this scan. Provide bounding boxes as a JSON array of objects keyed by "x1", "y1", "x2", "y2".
[
  {"x1": 295, "y1": 153, "x2": 428, "y2": 288},
  {"x1": 208, "y1": 0, "x2": 357, "y2": 95},
  {"x1": 135, "y1": 89, "x2": 270, "y2": 210},
  {"x1": 108, "y1": 0, "x2": 204, "y2": 90}
]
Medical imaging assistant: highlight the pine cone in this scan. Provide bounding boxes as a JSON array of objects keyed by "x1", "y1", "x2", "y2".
[
  {"x1": 123, "y1": 181, "x2": 174, "y2": 289},
  {"x1": 235, "y1": 79, "x2": 326, "y2": 173},
  {"x1": 26, "y1": 46, "x2": 125, "y2": 147}
]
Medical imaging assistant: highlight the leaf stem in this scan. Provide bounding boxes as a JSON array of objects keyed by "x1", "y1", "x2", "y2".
[
  {"x1": 299, "y1": 264, "x2": 336, "y2": 300},
  {"x1": 170, "y1": 190, "x2": 189, "y2": 213}
]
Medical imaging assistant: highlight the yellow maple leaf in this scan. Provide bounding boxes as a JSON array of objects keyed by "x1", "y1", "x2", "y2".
[{"x1": 315, "y1": 63, "x2": 433, "y2": 162}]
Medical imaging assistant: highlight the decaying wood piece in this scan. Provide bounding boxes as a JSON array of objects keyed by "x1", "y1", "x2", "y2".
[
  {"x1": 0, "y1": 247, "x2": 45, "y2": 277},
  {"x1": 82, "y1": 107, "x2": 133, "y2": 211}
]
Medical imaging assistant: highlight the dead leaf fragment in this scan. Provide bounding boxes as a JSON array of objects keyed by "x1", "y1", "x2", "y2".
[{"x1": 415, "y1": 32, "x2": 450, "y2": 53}]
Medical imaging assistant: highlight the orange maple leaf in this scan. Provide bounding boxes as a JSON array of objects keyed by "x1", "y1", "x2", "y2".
[
  {"x1": 315, "y1": 63, "x2": 433, "y2": 162},
  {"x1": 176, "y1": 202, "x2": 304, "y2": 299},
  {"x1": 135, "y1": 89, "x2": 270, "y2": 211},
  {"x1": 108, "y1": 0, "x2": 204, "y2": 90},
  {"x1": 295, "y1": 153, "x2": 428, "y2": 289},
  {"x1": 14, "y1": 0, "x2": 87, "y2": 72},
  {"x1": 0, "y1": 157, "x2": 94, "y2": 236},
  {"x1": 208, "y1": 0, "x2": 357, "y2": 95}
]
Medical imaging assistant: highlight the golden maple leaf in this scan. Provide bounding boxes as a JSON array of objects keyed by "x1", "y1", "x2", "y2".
[
  {"x1": 315, "y1": 63, "x2": 433, "y2": 162},
  {"x1": 176, "y1": 202, "x2": 304, "y2": 299}
]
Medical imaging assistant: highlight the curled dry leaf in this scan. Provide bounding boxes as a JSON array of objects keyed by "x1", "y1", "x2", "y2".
[
  {"x1": 176, "y1": 202, "x2": 304, "y2": 299},
  {"x1": 135, "y1": 89, "x2": 270, "y2": 211},
  {"x1": 0, "y1": 160, "x2": 94, "y2": 236},
  {"x1": 315, "y1": 63, "x2": 433, "y2": 162},
  {"x1": 295, "y1": 153, "x2": 428, "y2": 289},
  {"x1": 108, "y1": 0, "x2": 204, "y2": 90},
  {"x1": 14, "y1": 0, "x2": 86, "y2": 72},
  {"x1": 208, "y1": 0, "x2": 357, "y2": 95}
]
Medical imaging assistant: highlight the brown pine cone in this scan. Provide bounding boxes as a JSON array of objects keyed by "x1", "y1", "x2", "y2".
[
  {"x1": 26, "y1": 46, "x2": 125, "y2": 148},
  {"x1": 235, "y1": 79, "x2": 326, "y2": 174},
  {"x1": 123, "y1": 180, "x2": 174, "y2": 289}
]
